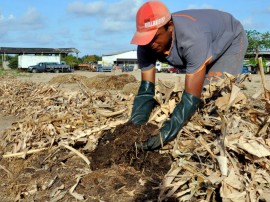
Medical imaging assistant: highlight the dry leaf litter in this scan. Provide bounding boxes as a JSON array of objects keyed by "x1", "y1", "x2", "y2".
[{"x1": 0, "y1": 73, "x2": 269, "y2": 202}]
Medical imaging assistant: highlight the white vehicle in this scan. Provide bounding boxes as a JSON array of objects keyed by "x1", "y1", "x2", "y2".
[
  {"x1": 155, "y1": 61, "x2": 171, "y2": 72},
  {"x1": 18, "y1": 55, "x2": 61, "y2": 69},
  {"x1": 155, "y1": 61, "x2": 162, "y2": 72}
]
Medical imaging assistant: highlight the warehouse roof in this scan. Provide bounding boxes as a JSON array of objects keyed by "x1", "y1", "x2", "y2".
[
  {"x1": 0, "y1": 47, "x2": 80, "y2": 54},
  {"x1": 102, "y1": 50, "x2": 136, "y2": 56}
]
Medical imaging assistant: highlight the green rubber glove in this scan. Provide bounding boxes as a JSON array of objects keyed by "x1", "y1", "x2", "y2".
[
  {"x1": 139, "y1": 91, "x2": 201, "y2": 150},
  {"x1": 130, "y1": 80, "x2": 155, "y2": 125}
]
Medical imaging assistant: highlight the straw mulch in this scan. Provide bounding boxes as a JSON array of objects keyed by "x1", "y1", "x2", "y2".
[
  {"x1": 149, "y1": 73, "x2": 270, "y2": 202},
  {"x1": 48, "y1": 74, "x2": 137, "y2": 90},
  {"x1": 0, "y1": 73, "x2": 269, "y2": 201}
]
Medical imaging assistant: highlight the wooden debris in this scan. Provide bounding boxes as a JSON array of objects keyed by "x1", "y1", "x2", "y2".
[
  {"x1": 156, "y1": 73, "x2": 270, "y2": 201},
  {"x1": 2, "y1": 148, "x2": 48, "y2": 158},
  {"x1": 60, "y1": 143, "x2": 90, "y2": 166},
  {"x1": 0, "y1": 73, "x2": 269, "y2": 201}
]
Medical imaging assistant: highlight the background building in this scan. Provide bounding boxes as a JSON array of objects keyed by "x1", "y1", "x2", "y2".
[
  {"x1": 102, "y1": 50, "x2": 270, "y2": 73},
  {"x1": 0, "y1": 47, "x2": 79, "y2": 69},
  {"x1": 102, "y1": 50, "x2": 138, "y2": 69}
]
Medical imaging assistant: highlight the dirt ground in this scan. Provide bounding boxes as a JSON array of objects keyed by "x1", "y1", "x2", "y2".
[
  {"x1": 0, "y1": 70, "x2": 269, "y2": 201},
  {"x1": 17, "y1": 70, "x2": 270, "y2": 95}
]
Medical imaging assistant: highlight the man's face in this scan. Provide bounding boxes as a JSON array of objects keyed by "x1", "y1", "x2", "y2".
[{"x1": 148, "y1": 24, "x2": 173, "y2": 53}]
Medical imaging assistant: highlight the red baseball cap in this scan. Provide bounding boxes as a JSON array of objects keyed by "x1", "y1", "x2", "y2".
[{"x1": 131, "y1": 1, "x2": 171, "y2": 45}]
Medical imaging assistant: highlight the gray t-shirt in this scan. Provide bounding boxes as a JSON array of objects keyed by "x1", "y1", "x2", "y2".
[{"x1": 137, "y1": 9, "x2": 244, "y2": 74}]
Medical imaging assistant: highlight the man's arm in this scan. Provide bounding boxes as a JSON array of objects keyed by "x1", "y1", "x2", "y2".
[
  {"x1": 185, "y1": 62, "x2": 207, "y2": 98},
  {"x1": 141, "y1": 60, "x2": 206, "y2": 98},
  {"x1": 141, "y1": 66, "x2": 156, "y2": 83},
  {"x1": 130, "y1": 45, "x2": 158, "y2": 125},
  {"x1": 139, "y1": 60, "x2": 210, "y2": 150}
]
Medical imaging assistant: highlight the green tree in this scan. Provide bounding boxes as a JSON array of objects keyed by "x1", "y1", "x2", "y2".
[
  {"x1": 7, "y1": 55, "x2": 18, "y2": 69},
  {"x1": 246, "y1": 30, "x2": 270, "y2": 64},
  {"x1": 81, "y1": 55, "x2": 101, "y2": 63},
  {"x1": 61, "y1": 54, "x2": 80, "y2": 68}
]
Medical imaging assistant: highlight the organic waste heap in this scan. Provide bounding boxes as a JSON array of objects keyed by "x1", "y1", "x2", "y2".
[{"x1": 0, "y1": 73, "x2": 269, "y2": 201}]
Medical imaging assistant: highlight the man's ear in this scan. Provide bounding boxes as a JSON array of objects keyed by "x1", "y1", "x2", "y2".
[{"x1": 168, "y1": 20, "x2": 174, "y2": 32}]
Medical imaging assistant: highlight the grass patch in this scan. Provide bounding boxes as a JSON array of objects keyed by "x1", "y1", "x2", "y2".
[{"x1": 0, "y1": 68, "x2": 32, "y2": 78}]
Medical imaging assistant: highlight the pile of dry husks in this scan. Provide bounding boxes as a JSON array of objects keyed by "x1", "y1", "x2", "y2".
[
  {"x1": 0, "y1": 73, "x2": 269, "y2": 201},
  {"x1": 153, "y1": 73, "x2": 270, "y2": 201},
  {"x1": 48, "y1": 74, "x2": 138, "y2": 91},
  {"x1": 0, "y1": 76, "x2": 133, "y2": 154}
]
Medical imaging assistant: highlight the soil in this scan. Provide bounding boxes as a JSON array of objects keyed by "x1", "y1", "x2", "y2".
[
  {"x1": 0, "y1": 145, "x2": 173, "y2": 202},
  {"x1": 89, "y1": 122, "x2": 172, "y2": 173},
  {"x1": 87, "y1": 122, "x2": 173, "y2": 201},
  {"x1": 0, "y1": 119, "x2": 173, "y2": 202},
  {"x1": 0, "y1": 71, "x2": 269, "y2": 202}
]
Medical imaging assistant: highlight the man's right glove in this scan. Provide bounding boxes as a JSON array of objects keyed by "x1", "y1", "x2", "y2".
[
  {"x1": 130, "y1": 80, "x2": 155, "y2": 125},
  {"x1": 138, "y1": 91, "x2": 201, "y2": 150}
]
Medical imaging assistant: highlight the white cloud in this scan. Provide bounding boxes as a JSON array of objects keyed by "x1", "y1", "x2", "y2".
[
  {"x1": 0, "y1": 13, "x2": 15, "y2": 22},
  {"x1": 0, "y1": 8, "x2": 44, "y2": 31},
  {"x1": 67, "y1": 1, "x2": 105, "y2": 16},
  {"x1": 266, "y1": 7, "x2": 270, "y2": 13},
  {"x1": 0, "y1": 7, "x2": 46, "y2": 46},
  {"x1": 1, "y1": 0, "x2": 142, "y2": 55},
  {"x1": 0, "y1": 13, "x2": 15, "y2": 27},
  {"x1": 7, "y1": 14, "x2": 15, "y2": 21},
  {"x1": 106, "y1": 0, "x2": 142, "y2": 20},
  {"x1": 19, "y1": 8, "x2": 44, "y2": 28},
  {"x1": 0, "y1": 13, "x2": 14, "y2": 35},
  {"x1": 67, "y1": 0, "x2": 141, "y2": 18},
  {"x1": 56, "y1": 27, "x2": 72, "y2": 38},
  {"x1": 241, "y1": 17, "x2": 254, "y2": 28},
  {"x1": 67, "y1": 0, "x2": 142, "y2": 33},
  {"x1": 101, "y1": 0, "x2": 142, "y2": 32},
  {"x1": 102, "y1": 18, "x2": 123, "y2": 32},
  {"x1": 16, "y1": 33, "x2": 54, "y2": 45},
  {"x1": 241, "y1": 17, "x2": 264, "y2": 30}
]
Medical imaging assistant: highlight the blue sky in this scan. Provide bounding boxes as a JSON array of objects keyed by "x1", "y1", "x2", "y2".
[{"x1": 1, "y1": 0, "x2": 270, "y2": 57}]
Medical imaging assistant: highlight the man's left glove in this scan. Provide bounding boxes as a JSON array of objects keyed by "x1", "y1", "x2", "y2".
[
  {"x1": 139, "y1": 91, "x2": 201, "y2": 150},
  {"x1": 130, "y1": 80, "x2": 155, "y2": 125}
]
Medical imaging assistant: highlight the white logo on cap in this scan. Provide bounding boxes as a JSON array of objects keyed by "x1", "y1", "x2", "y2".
[{"x1": 144, "y1": 17, "x2": 165, "y2": 28}]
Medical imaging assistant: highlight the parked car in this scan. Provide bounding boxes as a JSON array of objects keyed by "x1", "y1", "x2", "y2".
[
  {"x1": 241, "y1": 65, "x2": 251, "y2": 74},
  {"x1": 155, "y1": 62, "x2": 171, "y2": 73},
  {"x1": 155, "y1": 62, "x2": 161, "y2": 72},
  {"x1": 96, "y1": 64, "x2": 103, "y2": 72},
  {"x1": 122, "y1": 65, "x2": 134, "y2": 72},
  {"x1": 242, "y1": 65, "x2": 257, "y2": 74},
  {"x1": 28, "y1": 62, "x2": 72, "y2": 73},
  {"x1": 100, "y1": 66, "x2": 113, "y2": 72},
  {"x1": 167, "y1": 67, "x2": 186, "y2": 74}
]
